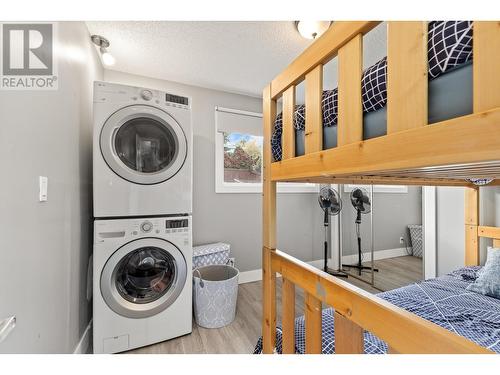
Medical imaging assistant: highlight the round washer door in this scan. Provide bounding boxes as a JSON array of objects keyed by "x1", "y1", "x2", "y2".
[
  {"x1": 100, "y1": 105, "x2": 187, "y2": 185},
  {"x1": 100, "y1": 238, "x2": 187, "y2": 319}
]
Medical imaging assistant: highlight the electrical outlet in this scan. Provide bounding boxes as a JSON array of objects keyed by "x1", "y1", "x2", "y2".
[{"x1": 399, "y1": 236, "x2": 405, "y2": 244}]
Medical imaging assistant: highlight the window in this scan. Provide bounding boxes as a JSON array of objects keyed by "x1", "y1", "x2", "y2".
[
  {"x1": 343, "y1": 184, "x2": 408, "y2": 194},
  {"x1": 215, "y1": 106, "x2": 317, "y2": 193}
]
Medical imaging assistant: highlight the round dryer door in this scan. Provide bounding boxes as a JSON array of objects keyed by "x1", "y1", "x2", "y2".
[
  {"x1": 100, "y1": 238, "x2": 187, "y2": 319},
  {"x1": 100, "y1": 105, "x2": 187, "y2": 185}
]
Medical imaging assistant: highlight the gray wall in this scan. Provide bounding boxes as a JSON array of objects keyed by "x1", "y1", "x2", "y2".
[
  {"x1": 0, "y1": 22, "x2": 103, "y2": 353},
  {"x1": 103, "y1": 70, "x2": 323, "y2": 271},
  {"x1": 341, "y1": 187, "x2": 422, "y2": 256}
]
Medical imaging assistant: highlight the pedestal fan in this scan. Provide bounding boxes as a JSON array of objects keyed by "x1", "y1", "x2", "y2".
[
  {"x1": 342, "y1": 187, "x2": 379, "y2": 276},
  {"x1": 318, "y1": 187, "x2": 347, "y2": 278}
]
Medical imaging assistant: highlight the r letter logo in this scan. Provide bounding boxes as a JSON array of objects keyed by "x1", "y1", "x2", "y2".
[{"x1": 1, "y1": 23, "x2": 58, "y2": 90}]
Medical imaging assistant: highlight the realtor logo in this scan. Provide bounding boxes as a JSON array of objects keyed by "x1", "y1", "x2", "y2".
[{"x1": 1, "y1": 23, "x2": 58, "y2": 90}]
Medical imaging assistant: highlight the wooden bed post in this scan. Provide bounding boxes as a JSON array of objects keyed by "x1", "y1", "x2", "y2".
[
  {"x1": 262, "y1": 84, "x2": 277, "y2": 354},
  {"x1": 465, "y1": 187, "x2": 480, "y2": 266}
]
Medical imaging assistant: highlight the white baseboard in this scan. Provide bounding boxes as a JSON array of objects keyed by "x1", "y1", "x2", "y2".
[
  {"x1": 341, "y1": 247, "x2": 411, "y2": 264},
  {"x1": 237, "y1": 248, "x2": 412, "y2": 285},
  {"x1": 73, "y1": 319, "x2": 92, "y2": 354},
  {"x1": 238, "y1": 268, "x2": 262, "y2": 284}
]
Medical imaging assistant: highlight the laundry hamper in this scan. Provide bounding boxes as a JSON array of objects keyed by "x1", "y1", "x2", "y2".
[
  {"x1": 193, "y1": 265, "x2": 239, "y2": 329},
  {"x1": 407, "y1": 224, "x2": 423, "y2": 258}
]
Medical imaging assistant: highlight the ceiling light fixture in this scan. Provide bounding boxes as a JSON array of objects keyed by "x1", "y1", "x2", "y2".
[
  {"x1": 91, "y1": 35, "x2": 115, "y2": 66},
  {"x1": 296, "y1": 21, "x2": 331, "y2": 40}
]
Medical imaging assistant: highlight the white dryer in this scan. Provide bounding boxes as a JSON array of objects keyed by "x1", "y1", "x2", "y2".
[
  {"x1": 93, "y1": 81, "x2": 192, "y2": 218},
  {"x1": 93, "y1": 216, "x2": 192, "y2": 353}
]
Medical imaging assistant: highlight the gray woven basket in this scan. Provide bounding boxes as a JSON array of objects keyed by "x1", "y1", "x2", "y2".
[
  {"x1": 408, "y1": 224, "x2": 423, "y2": 258},
  {"x1": 193, "y1": 265, "x2": 239, "y2": 329}
]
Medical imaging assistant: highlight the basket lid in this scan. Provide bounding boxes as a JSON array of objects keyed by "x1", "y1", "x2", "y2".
[{"x1": 193, "y1": 242, "x2": 230, "y2": 257}]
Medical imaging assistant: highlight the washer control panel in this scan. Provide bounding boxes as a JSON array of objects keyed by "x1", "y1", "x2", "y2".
[{"x1": 95, "y1": 216, "x2": 191, "y2": 243}]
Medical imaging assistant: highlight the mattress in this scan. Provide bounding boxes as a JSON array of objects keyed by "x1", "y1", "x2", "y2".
[
  {"x1": 271, "y1": 21, "x2": 474, "y2": 161},
  {"x1": 253, "y1": 267, "x2": 500, "y2": 354}
]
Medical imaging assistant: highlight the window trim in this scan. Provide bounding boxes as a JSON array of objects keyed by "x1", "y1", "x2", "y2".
[{"x1": 214, "y1": 106, "x2": 318, "y2": 194}]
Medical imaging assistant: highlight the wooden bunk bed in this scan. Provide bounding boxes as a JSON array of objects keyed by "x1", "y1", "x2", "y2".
[{"x1": 261, "y1": 21, "x2": 500, "y2": 354}]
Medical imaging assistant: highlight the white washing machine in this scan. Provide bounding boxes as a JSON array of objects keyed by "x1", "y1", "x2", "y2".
[
  {"x1": 93, "y1": 216, "x2": 192, "y2": 354},
  {"x1": 93, "y1": 81, "x2": 192, "y2": 218}
]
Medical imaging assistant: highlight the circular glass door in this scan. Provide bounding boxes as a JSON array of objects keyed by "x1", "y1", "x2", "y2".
[
  {"x1": 101, "y1": 238, "x2": 187, "y2": 318},
  {"x1": 100, "y1": 105, "x2": 187, "y2": 185}
]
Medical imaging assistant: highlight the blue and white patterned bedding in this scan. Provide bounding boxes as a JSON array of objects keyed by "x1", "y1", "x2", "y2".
[
  {"x1": 271, "y1": 21, "x2": 473, "y2": 161},
  {"x1": 253, "y1": 267, "x2": 500, "y2": 354}
]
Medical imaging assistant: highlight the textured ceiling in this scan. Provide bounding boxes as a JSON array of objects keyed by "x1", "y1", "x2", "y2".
[{"x1": 86, "y1": 21, "x2": 387, "y2": 98}]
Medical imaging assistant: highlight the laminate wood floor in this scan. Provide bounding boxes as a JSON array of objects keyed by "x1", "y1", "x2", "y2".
[
  {"x1": 127, "y1": 256, "x2": 421, "y2": 354},
  {"x1": 343, "y1": 255, "x2": 423, "y2": 291}
]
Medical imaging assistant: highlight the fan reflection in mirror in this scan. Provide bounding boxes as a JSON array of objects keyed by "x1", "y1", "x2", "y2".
[
  {"x1": 318, "y1": 187, "x2": 347, "y2": 278},
  {"x1": 342, "y1": 187, "x2": 379, "y2": 276}
]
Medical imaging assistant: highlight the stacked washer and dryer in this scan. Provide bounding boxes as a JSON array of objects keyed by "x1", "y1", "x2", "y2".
[{"x1": 92, "y1": 81, "x2": 193, "y2": 354}]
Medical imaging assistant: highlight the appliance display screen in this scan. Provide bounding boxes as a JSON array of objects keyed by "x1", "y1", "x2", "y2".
[
  {"x1": 165, "y1": 93, "x2": 189, "y2": 106},
  {"x1": 166, "y1": 219, "x2": 188, "y2": 229}
]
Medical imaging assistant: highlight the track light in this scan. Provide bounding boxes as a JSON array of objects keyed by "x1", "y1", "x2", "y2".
[
  {"x1": 91, "y1": 35, "x2": 115, "y2": 66},
  {"x1": 296, "y1": 21, "x2": 331, "y2": 40}
]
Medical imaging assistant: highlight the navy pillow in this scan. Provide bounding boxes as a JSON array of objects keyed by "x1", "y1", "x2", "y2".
[{"x1": 466, "y1": 247, "x2": 500, "y2": 299}]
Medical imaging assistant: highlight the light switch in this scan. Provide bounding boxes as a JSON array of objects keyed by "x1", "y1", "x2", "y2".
[{"x1": 39, "y1": 176, "x2": 48, "y2": 202}]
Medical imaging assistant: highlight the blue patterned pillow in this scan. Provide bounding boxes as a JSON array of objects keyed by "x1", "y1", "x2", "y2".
[{"x1": 466, "y1": 248, "x2": 500, "y2": 299}]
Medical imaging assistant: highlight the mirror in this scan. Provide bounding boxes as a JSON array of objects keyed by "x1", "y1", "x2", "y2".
[{"x1": 339, "y1": 184, "x2": 424, "y2": 292}]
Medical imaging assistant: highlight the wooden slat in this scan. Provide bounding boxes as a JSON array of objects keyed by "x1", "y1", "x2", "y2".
[
  {"x1": 270, "y1": 108, "x2": 500, "y2": 182},
  {"x1": 304, "y1": 65, "x2": 323, "y2": 154},
  {"x1": 473, "y1": 22, "x2": 500, "y2": 112},
  {"x1": 281, "y1": 278, "x2": 296, "y2": 354},
  {"x1": 282, "y1": 86, "x2": 296, "y2": 160},
  {"x1": 262, "y1": 84, "x2": 277, "y2": 354},
  {"x1": 305, "y1": 292, "x2": 322, "y2": 354},
  {"x1": 334, "y1": 312, "x2": 364, "y2": 354},
  {"x1": 337, "y1": 34, "x2": 363, "y2": 146},
  {"x1": 270, "y1": 249, "x2": 492, "y2": 353},
  {"x1": 388, "y1": 347, "x2": 399, "y2": 354},
  {"x1": 271, "y1": 21, "x2": 380, "y2": 99},
  {"x1": 478, "y1": 226, "x2": 500, "y2": 239},
  {"x1": 274, "y1": 175, "x2": 475, "y2": 187},
  {"x1": 465, "y1": 187, "x2": 480, "y2": 266},
  {"x1": 479, "y1": 225, "x2": 500, "y2": 248},
  {"x1": 387, "y1": 21, "x2": 428, "y2": 133}
]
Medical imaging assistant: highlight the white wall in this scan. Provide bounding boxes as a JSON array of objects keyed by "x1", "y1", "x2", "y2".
[
  {"x1": 0, "y1": 22, "x2": 103, "y2": 353},
  {"x1": 103, "y1": 70, "x2": 324, "y2": 272}
]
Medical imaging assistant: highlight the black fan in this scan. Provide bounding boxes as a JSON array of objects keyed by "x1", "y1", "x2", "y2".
[
  {"x1": 342, "y1": 187, "x2": 378, "y2": 276},
  {"x1": 318, "y1": 187, "x2": 347, "y2": 278}
]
